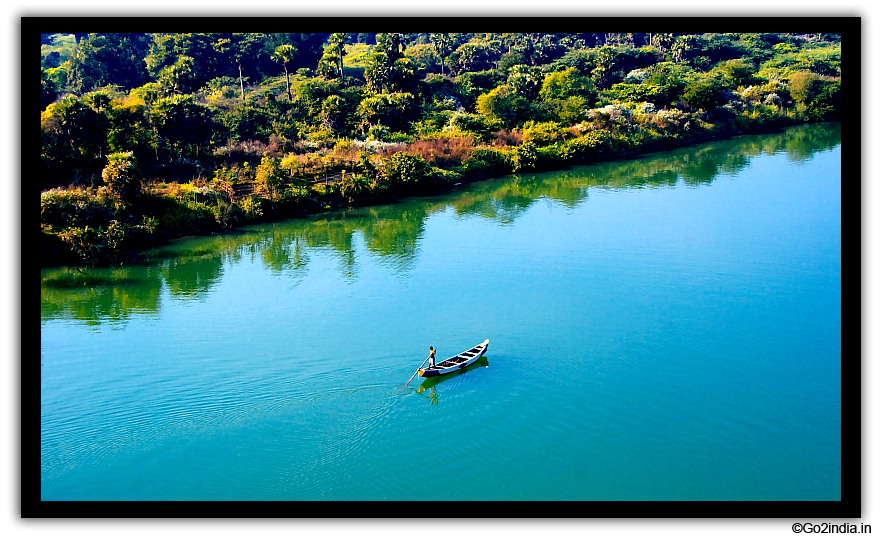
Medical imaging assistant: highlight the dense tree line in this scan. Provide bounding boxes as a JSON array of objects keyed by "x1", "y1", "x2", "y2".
[{"x1": 40, "y1": 31, "x2": 842, "y2": 265}]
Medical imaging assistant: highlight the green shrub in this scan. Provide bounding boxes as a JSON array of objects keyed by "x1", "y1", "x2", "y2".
[
  {"x1": 339, "y1": 173, "x2": 373, "y2": 203},
  {"x1": 368, "y1": 124, "x2": 392, "y2": 141},
  {"x1": 238, "y1": 197, "x2": 264, "y2": 221},
  {"x1": 521, "y1": 121, "x2": 565, "y2": 145},
  {"x1": 379, "y1": 152, "x2": 432, "y2": 191},
  {"x1": 211, "y1": 199, "x2": 244, "y2": 227},
  {"x1": 57, "y1": 225, "x2": 108, "y2": 262},
  {"x1": 457, "y1": 147, "x2": 512, "y2": 179},
  {"x1": 101, "y1": 151, "x2": 142, "y2": 200},
  {"x1": 40, "y1": 188, "x2": 114, "y2": 230},
  {"x1": 565, "y1": 130, "x2": 620, "y2": 161},
  {"x1": 446, "y1": 112, "x2": 494, "y2": 141},
  {"x1": 607, "y1": 82, "x2": 670, "y2": 107},
  {"x1": 683, "y1": 78, "x2": 727, "y2": 111},
  {"x1": 510, "y1": 141, "x2": 538, "y2": 172},
  {"x1": 426, "y1": 166, "x2": 462, "y2": 184},
  {"x1": 157, "y1": 199, "x2": 216, "y2": 233},
  {"x1": 535, "y1": 143, "x2": 574, "y2": 169}
]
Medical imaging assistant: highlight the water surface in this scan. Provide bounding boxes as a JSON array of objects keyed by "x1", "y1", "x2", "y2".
[{"x1": 41, "y1": 123, "x2": 842, "y2": 501}]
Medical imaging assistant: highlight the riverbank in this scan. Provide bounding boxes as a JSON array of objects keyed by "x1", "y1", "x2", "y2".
[{"x1": 41, "y1": 111, "x2": 814, "y2": 268}]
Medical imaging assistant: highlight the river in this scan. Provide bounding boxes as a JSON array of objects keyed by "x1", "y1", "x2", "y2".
[{"x1": 40, "y1": 123, "x2": 842, "y2": 501}]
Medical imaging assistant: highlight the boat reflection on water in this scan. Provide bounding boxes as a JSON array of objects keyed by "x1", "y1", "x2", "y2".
[{"x1": 416, "y1": 355, "x2": 489, "y2": 404}]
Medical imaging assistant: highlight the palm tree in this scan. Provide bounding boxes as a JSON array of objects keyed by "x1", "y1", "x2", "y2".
[
  {"x1": 215, "y1": 34, "x2": 266, "y2": 104},
  {"x1": 430, "y1": 33, "x2": 452, "y2": 76},
  {"x1": 340, "y1": 172, "x2": 370, "y2": 204},
  {"x1": 327, "y1": 33, "x2": 348, "y2": 87},
  {"x1": 272, "y1": 44, "x2": 298, "y2": 101}
]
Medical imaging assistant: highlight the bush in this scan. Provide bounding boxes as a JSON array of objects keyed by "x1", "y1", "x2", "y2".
[
  {"x1": 211, "y1": 199, "x2": 244, "y2": 227},
  {"x1": 510, "y1": 141, "x2": 538, "y2": 172},
  {"x1": 368, "y1": 124, "x2": 393, "y2": 141},
  {"x1": 379, "y1": 152, "x2": 432, "y2": 191},
  {"x1": 683, "y1": 78, "x2": 727, "y2": 111},
  {"x1": 476, "y1": 85, "x2": 531, "y2": 130},
  {"x1": 716, "y1": 58, "x2": 758, "y2": 88},
  {"x1": 40, "y1": 187, "x2": 120, "y2": 231},
  {"x1": 102, "y1": 151, "x2": 143, "y2": 200},
  {"x1": 535, "y1": 143, "x2": 574, "y2": 169},
  {"x1": 521, "y1": 121, "x2": 565, "y2": 145},
  {"x1": 427, "y1": 166, "x2": 461, "y2": 184},
  {"x1": 57, "y1": 225, "x2": 108, "y2": 262},
  {"x1": 608, "y1": 83, "x2": 670, "y2": 107},
  {"x1": 157, "y1": 199, "x2": 216, "y2": 234},
  {"x1": 445, "y1": 112, "x2": 494, "y2": 141},
  {"x1": 255, "y1": 154, "x2": 287, "y2": 201},
  {"x1": 457, "y1": 147, "x2": 512, "y2": 179},
  {"x1": 789, "y1": 71, "x2": 840, "y2": 121},
  {"x1": 565, "y1": 130, "x2": 620, "y2": 161},
  {"x1": 339, "y1": 172, "x2": 373, "y2": 203},
  {"x1": 238, "y1": 197, "x2": 264, "y2": 220}
]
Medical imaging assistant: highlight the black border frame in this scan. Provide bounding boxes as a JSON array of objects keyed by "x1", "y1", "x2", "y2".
[{"x1": 28, "y1": 15, "x2": 858, "y2": 520}]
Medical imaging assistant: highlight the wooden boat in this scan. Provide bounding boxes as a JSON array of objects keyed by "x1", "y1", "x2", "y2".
[{"x1": 419, "y1": 339, "x2": 489, "y2": 378}]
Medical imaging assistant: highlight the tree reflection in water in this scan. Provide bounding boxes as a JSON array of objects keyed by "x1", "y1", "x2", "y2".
[{"x1": 41, "y1": 122, "x2": 841, "y2": 327}]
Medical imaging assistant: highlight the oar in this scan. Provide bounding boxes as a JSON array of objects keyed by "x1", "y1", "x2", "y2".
[{"x1": 404, "y1": 355, "x2": 432, "y2": 387}]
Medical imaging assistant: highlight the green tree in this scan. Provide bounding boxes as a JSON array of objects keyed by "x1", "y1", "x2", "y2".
[
  {"x1": 145, "y1": 33, "x2": 225, "y2": 90},
  {"x1": 364, "y1": 51, "x2": 392, "y2": 93},
  {"x1": 449, "y1": 41, "x2": 495, "y2": 74},
  {"x1": 539, "y1": 67, "x2": 595, "y2": 101},
  {"x1": 476, "y1": 84, "x2": 531, "y2": 129},
  {"x1": 683, "y1": 77, "x2": 727, "y2": 111},
  {"x1": 364, "y1": 48, "x2": 418, "y2": 94},
  {"x1": 102, "y1": 151, "x2": 142, "y2": 200},
  {"x1": 106, "y1": 100, "x2": 154, "y2": 170},
  {"x1": 507, "y1": 64, "x2": 543, "y2": 100},
  {"x1": 652, "y1": 33, "x2": 675, "y2": 53},
  {"x1": 327, "y1": 33, "x2": 349, "y2": 86},
  {"x1": 363, "y1": 34, "x2": 409, "y2": 93},
  {"x1": 375, "y1": 33, "x2": 405, "y2": 62},
  {"x1": 357, "y1": 92, "x2": 420, "y2": 133},
  {"x1": 41, "y1": 67, "x2": 58, "y2": 110},
  {"x1": 83, "y1": 90, "x2": 112, "y2": 116},
  {"x1": 214, "y1": 33, "x2": 267, "y2": 104},
  {"x1": 789, "y1": 71, "x2": 840, "y2": 120},
  {"x1": 255, "y1": 153, "x2": 287, "y2": 203},
  {"x1": 158, "y1": 55, "x2": 197, "y2": 96},
  {"x1": 150, "y1": 95, "x2": 215, "y2": 160},
  {"x1": 717, "y1": 58, "x2": 757, "y2": 88},
  {"x1": 41, "y1": 95, "x2": 108, "y2": 184},
  {"x1": 405, "y1": 43, "x2": 441, "y2": 74},
  {"x1": 321, "y1": 94, "x2": 347, "y2": 134},
  {"x1": 430, "y1": 33, "x2": 453, "y2": 75},
  {"x1": 67, "y1": 33, "x2": 152, "y2": 92},
  {"x1": 272, "y1": 44, "x2": 298, "y2": 101},
  {"x1": 671, "y1": 34, "x2": 708, "y2": 64}
]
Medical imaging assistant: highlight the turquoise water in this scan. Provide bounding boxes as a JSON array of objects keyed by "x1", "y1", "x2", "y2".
[{"x1": 40, "y1": 123, "x2": 841, "y2": 501}]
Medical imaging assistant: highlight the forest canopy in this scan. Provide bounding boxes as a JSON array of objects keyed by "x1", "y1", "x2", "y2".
[{"x1": 39, "y1": 31, "x2": 843, "y2": 265}]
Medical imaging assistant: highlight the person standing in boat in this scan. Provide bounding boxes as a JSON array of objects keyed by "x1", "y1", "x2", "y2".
[{"x1": 429, "y1": 346, "x2": 436, "y2": 367}]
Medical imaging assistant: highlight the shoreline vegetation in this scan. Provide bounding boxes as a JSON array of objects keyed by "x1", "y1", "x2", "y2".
[{"x1": 40, "y1": 32, "x2": 842, "y2": 267}]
